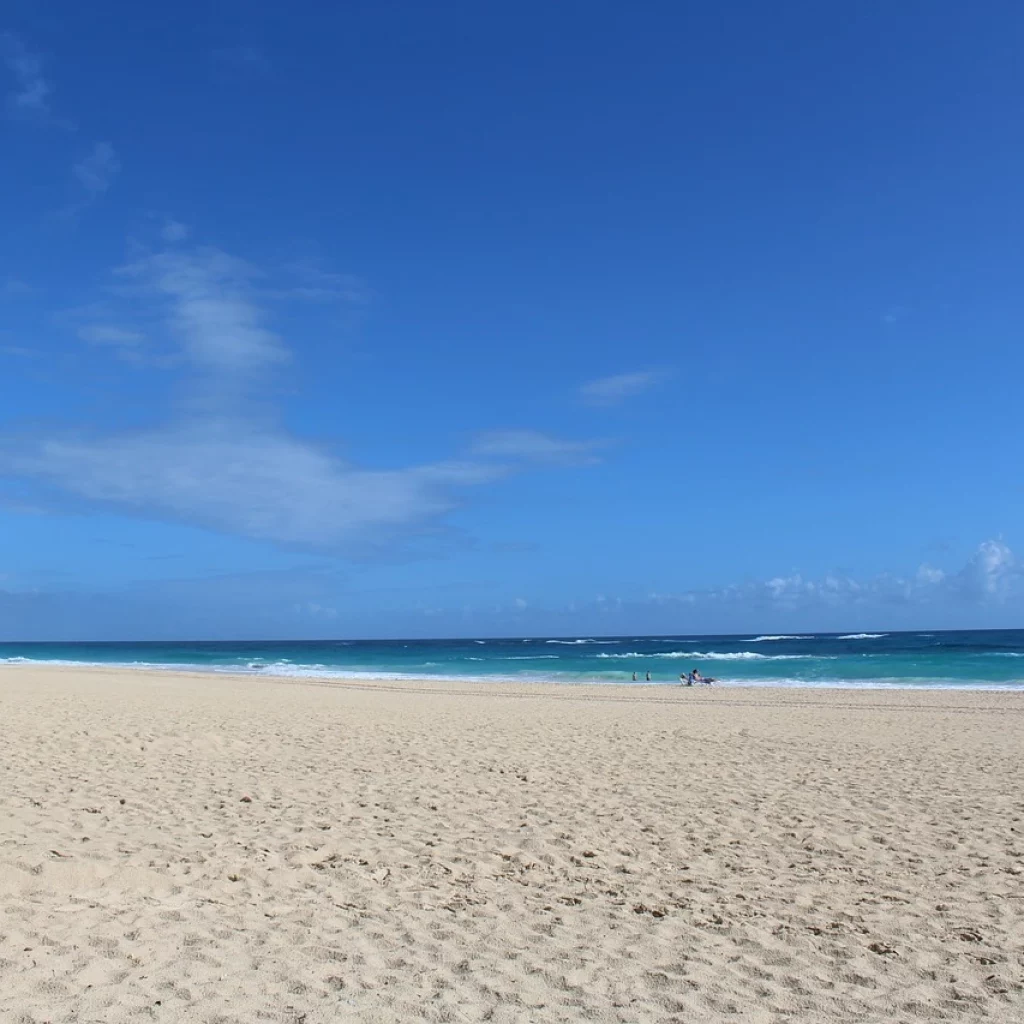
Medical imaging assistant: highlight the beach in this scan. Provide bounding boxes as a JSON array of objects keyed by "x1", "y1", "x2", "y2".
[{"x1": 1, "y1": 666, "x2": 1022, "y2": 1022}]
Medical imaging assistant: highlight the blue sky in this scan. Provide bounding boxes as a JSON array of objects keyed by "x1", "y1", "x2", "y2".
[{"x1": 2, "y1": 1, "x2": 1023, "y2": 640}]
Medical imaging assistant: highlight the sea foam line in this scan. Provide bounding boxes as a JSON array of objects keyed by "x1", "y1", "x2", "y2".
[
  {"x1": 593, "y1": 651, "x2": 828, "y2": 661},
  {"x1": 545, "y1": 639, "x2": 619, "y2": 645}
]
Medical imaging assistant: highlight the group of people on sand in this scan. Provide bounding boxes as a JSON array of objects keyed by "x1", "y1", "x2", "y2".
[
  {"x1": 627, "y1": 668, "x2": 715, "y2": 685},
  {"x1": 681, "y1": 668, "x2": 714, "y2": 686}
]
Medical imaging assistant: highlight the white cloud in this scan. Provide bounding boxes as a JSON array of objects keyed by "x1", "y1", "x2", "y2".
[
  {"x1": 118, "y1": 247, "x2": 288, "y2": 373},
  {"x1": 765, "y1": 575, "x2": 806, "y2": 600},
  {"x1": 655, "y1": 540, "x2": 1022, "y2": 613},
  {"x1": 2, "y1": 277, "x2": 34, "y2": 298},
  {"x1": 0, "y1": 344, "x2": 35, "y2": 359},
  {"x1": 77, "y1": 324, "x2": 145, "y2": 347},
  {"x1": 1, "y1": 33, "x2": 51, "y2": 114},
  {"x1": 579, "y1": 370, "x2": 664, "y2": 407},
  {"x1": 3, "y1": 238, "x2": 602, "y2": 552},
  {"x1": 471, "y1": 430, "x2": 601, "y2": 465},
  {"x1": 73, "y1": 142, "x2": 120, "y2": 195},
  {"x1": 4, "y1": 424, "x2": 503, "y2": 549},
  {"x1": 296, "y1": 601, "x2": 338, "y2": 620},
  {"x1": 955, "y1": 539, "x2": 1016, "y2": 597},
  {"x1": 276, "y1": 262, "x2": 369, "y2": 304},
  {"x1": 161, "y1": 219, "x2": 190, "y2": 243}
]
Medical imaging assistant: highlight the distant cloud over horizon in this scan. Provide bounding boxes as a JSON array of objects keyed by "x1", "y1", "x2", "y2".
[{"x1": 1, "y1": 537, "x2": 1019, "y2": 643}]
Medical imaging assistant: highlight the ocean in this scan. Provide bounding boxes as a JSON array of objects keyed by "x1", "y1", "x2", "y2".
[{"x1": 1, "y1": 629, "x2": 1023, "y2": 689}]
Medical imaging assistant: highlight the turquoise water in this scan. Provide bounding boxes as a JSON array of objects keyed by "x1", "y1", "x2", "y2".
[{"x1": 1, "y1": 630, "x2": 1023, "y2": 688}]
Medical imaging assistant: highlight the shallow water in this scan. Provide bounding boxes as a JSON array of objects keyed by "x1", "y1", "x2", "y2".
[{"x1": 2, "y1": 629, "x2": 1024, "y2": 689}]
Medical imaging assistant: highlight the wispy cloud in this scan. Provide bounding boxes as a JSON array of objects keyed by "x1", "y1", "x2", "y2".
[
  {"x1": 471, "y1": 429, "x2": 602, "y2": 465},
  {"x1": 296, "y1": 600, "x2": 338, "y2": 620},
  {"x1": 2, "y1": 277, "x2": 35, "y2": 299},
  {"x1": 68, "y1": 247, "x2": 365, "y2": 368},
  {"x1": 160, "y1": 218, "x2": 190, "y2": 243},
  {"x1": 73, "y1": 142, "x2": 120, "y2": 195},
  {"x1": 77, "y1": 324, "x2": 146, "y2": 348},
  {"x1": 0, "y1": 343, "x2": 36, "y2": 359},
  {"x1": 276, "y1": 262, "x2": 370, "y2": 304},
  {"x1": 2, "y1": 238, "x2": 595, "y2": 552},
  {"x1": 117, "y1": 247, "x2": 288, "y2": 374},
  {"x1": 579, "y1": 370, "x2": 665, "y2": 407},
  {"x1": 3, "y1": 425, "x2": 502, "y2": 549},
  {"x1": 1, "y1": 33, "x2": 51, "y2": 115}
]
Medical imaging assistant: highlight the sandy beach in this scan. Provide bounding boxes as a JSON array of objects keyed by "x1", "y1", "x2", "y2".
[{"x1": 1, "y1": 667, "x2": 1022, "y2": 1022}]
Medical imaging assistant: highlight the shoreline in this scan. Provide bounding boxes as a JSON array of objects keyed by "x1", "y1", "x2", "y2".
[{"x1": 3, "y1": 659, "x2": 1024, "y2": 693}]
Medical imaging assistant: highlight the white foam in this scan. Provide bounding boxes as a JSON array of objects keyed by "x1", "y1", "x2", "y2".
[
  {"x1": 1, "y1": 656, "x2": 103, "y2": 667},
  {"x1": 836, "y1": 633, "x2": 888, "y2": 640},
  {"x1": 545, "y1": 639, "x2": 619, "y2": 645},
  {"x1": 703, "y1": 676, "x2": 1024, "y2": 691},
  {"x1": 594, "y1": 651, "x2": 826, "y2": 661},
  {"x1": 749, "y1": 635, "x2": 813, "y2": 642}
]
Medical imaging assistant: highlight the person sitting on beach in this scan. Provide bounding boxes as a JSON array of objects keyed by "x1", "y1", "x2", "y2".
[
  {"x1": 691, "y1": 668, "x2": 702, "y2": 685},
  {"x1": 680, "y1": 671, "x2": 693, "y2": 686}
]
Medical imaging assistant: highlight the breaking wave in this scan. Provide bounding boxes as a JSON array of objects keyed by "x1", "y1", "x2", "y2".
[
  {"x1": 546, "y1": 639, "x2": 619, "y2": 645},
  {"x1": 594, "y1": 651, "x2": 825, "y2": 661}
]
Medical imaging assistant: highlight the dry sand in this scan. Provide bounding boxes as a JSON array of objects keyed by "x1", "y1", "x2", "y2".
[{"x1": 1, "y1": 666, "x2": 1022, "y2": 1023}]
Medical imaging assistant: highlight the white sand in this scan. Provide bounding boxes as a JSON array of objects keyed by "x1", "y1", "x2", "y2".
[{"x1": 1, "y1": 666, "x2": 1022, "y2": 1022}]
